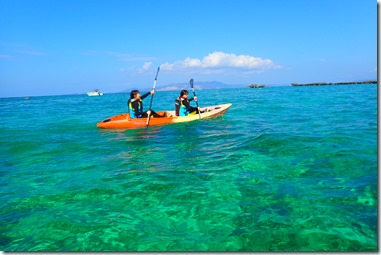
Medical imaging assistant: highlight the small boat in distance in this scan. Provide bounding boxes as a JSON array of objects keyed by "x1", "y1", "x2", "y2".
[{"x1": 87, "y1": 89, "x2": 103, "y2": 96}]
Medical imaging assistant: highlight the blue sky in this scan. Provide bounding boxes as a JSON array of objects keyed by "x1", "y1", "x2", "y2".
[{"x1": 0, "y1": 0, "x2": 377, "y2": 97}]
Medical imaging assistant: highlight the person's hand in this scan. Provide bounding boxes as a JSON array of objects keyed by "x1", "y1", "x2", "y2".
[
  {"x1": 150, "y1": 90, "x2": 155, "y2": 95},
  {"x1": 147, "y1": 110, "x2": 152, "y2": 115},
  {"x1": 193, "y1": 96, "x2": 197, "y2": 101}
]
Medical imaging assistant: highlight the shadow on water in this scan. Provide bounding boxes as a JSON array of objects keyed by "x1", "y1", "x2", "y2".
[{"x1": 98, "y1": 126, "x2": 164, "y2": 141}]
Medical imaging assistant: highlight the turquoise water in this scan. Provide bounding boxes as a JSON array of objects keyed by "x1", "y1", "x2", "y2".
[{"x1": 0, "y1": 85, "x2": 377, "y2": 251}]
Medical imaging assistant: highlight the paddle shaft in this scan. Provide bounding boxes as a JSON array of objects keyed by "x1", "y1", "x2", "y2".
[
  {"x1": 190, "y1": 79, "x2": 202, "y2": 119},
  {"x1": 146, "y1": 67, "x2": 160, "y2": 127}
]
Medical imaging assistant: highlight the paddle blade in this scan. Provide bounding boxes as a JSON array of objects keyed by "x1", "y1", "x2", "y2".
[
  {"x1": 190, "y1": 78, "x2": 194, "y2": 88},
  {"x1": 155, "y1": 66, "x2": 160, "y2": 80}
]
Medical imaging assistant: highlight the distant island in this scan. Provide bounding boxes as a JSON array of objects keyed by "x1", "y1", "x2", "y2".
[
  {"x1": 156, "y1": 81, "x2": 243, "y2": 91},
  {"x1": 291, "y1": 80, "x2": 377, "y2": 86},
  {"x1": 247, "y1": 84, "x2": 269, "y2": 88}
]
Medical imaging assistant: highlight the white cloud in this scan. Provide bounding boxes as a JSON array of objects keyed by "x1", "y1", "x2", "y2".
[
  {"x1": 138, "y1": 62, "x2": 152, "y2": 73},
  {"x1": 21, "y1": 50, "x2": 48, "y2": 56},
  {"x1": 83, "y1": 50, "x2": 158, "y2": 62},
  {"x1": 160, "y1": 51, "x2": 276, "y2": 72},
  {"x1": 0, "y1": 54, "x2": 11, "y2": 59}
]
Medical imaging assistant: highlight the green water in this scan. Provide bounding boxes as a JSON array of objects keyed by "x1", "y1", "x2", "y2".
[{"x1": 0, "y1": 85, "x2": 377, "y2": 251}]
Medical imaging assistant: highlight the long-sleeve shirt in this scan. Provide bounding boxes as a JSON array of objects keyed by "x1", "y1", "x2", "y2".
[
  {"x1": 128, "y1": 92, "x2": 150, "y2": 118},
  {"x1": 175, "y1": 97, "x2": 197, "y2": 116}
]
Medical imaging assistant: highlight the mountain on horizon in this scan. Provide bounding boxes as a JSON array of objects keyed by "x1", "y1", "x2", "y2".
[{"x1": 156, "y1": 81, "x2": 243, "y2": 91}]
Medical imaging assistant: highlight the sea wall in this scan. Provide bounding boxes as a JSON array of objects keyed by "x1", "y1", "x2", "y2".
[{"x1": 291, "y1": 80, "x2": 377, "y2": 86}]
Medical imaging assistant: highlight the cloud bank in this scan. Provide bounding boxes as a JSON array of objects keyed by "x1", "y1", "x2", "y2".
[
  {"x1": 138, "y1": 62, "x2": 152, "y2": 73},
  {"x1": 160, "y1": 52, "x2": 277, "y2": 72},
  {"x1": 83, "y1": 50, "x2": 158, "y2": 62}
]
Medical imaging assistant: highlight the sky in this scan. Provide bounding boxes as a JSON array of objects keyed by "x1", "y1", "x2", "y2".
[{"x1": 0, "y1": 0, "x2": 377, "y2": 97}]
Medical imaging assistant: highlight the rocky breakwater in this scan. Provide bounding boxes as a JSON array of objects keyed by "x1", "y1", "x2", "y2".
[
  {"x1": 248, "y1": 84, "x2": 267, "y2": 88},
  {"x1": 291, "y1": 80, "x2": 377, "y2": 86}
]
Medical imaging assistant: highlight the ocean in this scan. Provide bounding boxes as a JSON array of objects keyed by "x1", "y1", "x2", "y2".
[{"x1": 0, "y1": 84, "x2": 377, "y2": 251}]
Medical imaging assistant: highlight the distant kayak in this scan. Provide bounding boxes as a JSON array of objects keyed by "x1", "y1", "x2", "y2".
[{"x1": 97, "y1": 103, "x2": 232, "y2": 129}]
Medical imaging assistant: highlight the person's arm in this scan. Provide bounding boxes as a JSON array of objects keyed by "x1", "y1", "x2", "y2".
[
  {"x1": 141, "y1": 91, "x2": 152, "y2": 100},
  {"x1": 182, "y1": 99, "x2": 197, "y2": 112},
  {"x1": 175, "y1": 99, "x2": 180, "y2": 116},
  {"x1": 189, "y1": 96, "x2": 198, "y2": 102}
]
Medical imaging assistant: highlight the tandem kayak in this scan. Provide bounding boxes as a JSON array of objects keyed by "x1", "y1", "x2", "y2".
[{"x1": 97, "y1": 103, "x2": 232, "y2": 129}]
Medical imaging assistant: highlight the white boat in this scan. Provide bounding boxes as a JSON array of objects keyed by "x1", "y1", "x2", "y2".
[{"x1": 87, "y1": 89, "x2": 103, "y2": 96}]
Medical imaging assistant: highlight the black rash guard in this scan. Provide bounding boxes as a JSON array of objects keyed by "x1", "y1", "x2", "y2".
[
  {"x1": 175, "y1": 97, "x2": 199, "y2": 116},
  {"x1": 128, "y1": 92, "x2": 150, "y2": 118},
  {"x1": 181, "y1": 97, "x2": 198, "y2": 113}
]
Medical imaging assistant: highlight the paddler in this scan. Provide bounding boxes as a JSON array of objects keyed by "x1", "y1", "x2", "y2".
[
  {"x1": 175, "y1": 90, "x2": 202, "y2": 116},
  {"x1": 128, "y1": 90, "x2": 164, "y2": 118}
]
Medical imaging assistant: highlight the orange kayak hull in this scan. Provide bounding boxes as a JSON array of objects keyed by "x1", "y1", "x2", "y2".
[{"x1": 97, "y1": 103, "x2": 232, "y2": 129}]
